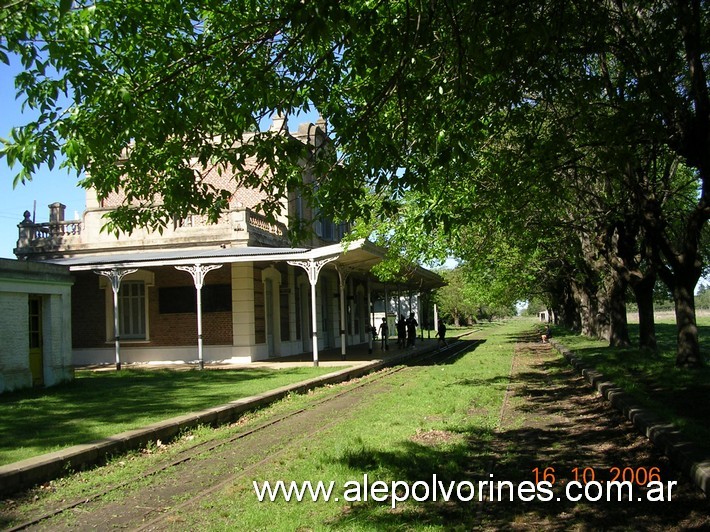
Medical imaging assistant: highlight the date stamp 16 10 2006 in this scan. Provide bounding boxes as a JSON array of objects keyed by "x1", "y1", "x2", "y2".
[{"x1": 531, "y1": 466, "x2": 677, "y2": 502}]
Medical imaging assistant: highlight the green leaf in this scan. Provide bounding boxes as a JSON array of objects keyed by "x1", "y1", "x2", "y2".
[{"x1": 59, "y1": 0, "x2": 73, "y2": 16}]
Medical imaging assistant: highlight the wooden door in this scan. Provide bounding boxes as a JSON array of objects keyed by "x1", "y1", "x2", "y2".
[{"x1": 28, "y1": 295, "x2": 43, "y2": 387}]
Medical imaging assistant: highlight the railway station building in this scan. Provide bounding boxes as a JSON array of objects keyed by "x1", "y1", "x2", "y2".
[{"x1": 13, "y1": 117, "x2": 443, "y2": 368}]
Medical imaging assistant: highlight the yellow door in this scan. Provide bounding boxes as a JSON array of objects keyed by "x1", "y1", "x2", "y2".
[{"x1": 28, "y1": 296, "x2": 43, "y2": 387}]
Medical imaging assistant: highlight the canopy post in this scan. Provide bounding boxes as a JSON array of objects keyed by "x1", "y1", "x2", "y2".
[
  {"x1": 175, "y1": 264, "x2": 223, "y2": 369},
  {"x1": 335, "y1": 265, "x2": 353, "y2": 361},
  {"x1": 288, "y1": 256, "x2": 337, "y2": 366},
  {"x1": 367, "y1": 278, "x2": 373, "y2": 354},
  {"x1": 95, "y1": 268, "x2": 138, "y2": 371}
]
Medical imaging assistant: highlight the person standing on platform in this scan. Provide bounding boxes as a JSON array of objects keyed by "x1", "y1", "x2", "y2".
[
  {"x1": 437, "y1": 318, "x2": 448, "y2": 346},
  {"x1": 397, "y1": 315, "x2": 407, "y2": 348},
  {"x1": 407, "y1": 313, "x2": 418, "y2": 347},
  {"x1": 379, "y1": 317, "x2": 389, "y2": 351}
]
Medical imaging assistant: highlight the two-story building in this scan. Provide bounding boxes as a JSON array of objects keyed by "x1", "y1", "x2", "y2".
[{"x1": 14, "y1": 116, "x2": 443, "y2": 368}]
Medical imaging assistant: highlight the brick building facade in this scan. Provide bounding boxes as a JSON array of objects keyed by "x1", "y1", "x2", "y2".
[{"x1": 14, "y1": 117, "x2": 442, "y2": 367}]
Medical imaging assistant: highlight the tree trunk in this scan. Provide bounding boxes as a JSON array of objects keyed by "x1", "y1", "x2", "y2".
[
  {"x1": 631, "y1": 272, "x2": 657, "y2": 350},
  {"x1": 550, "y1": 275, "x2": 580, "y2": 331},
  {"x1": 673, "y1": 277, "x2": 702, "y2": 367},
  {"x1": 608, "y1": 270, "x2": 630, "y2": 347},
  {"x1": 571, "y1": 279, "x2": 596, "y2": 337}
]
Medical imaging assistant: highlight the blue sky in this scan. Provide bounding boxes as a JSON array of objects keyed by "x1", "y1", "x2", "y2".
[
  {"x1": 0, "y1": 59, "x2": 85, "y2": 259},
  {"x1": 0, "y1": 57, "x2": 326, "y2": 260}
]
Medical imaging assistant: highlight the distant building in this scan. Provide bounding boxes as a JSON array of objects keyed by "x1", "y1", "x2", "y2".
[
  {"x1": 0, "y1": 259, "x2": 73, "y2": 392},
  {"x1": 14, "y1": 117, "x2": 442, "y2": 367}
]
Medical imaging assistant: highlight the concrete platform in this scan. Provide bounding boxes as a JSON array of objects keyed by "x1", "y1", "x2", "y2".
[{"x1": 78, "y1": 337, "x2": 436, "y2": 371}]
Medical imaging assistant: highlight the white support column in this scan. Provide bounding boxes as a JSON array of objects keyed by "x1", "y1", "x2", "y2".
[
  {"x1": 367, "y1": 277, "x2": 373, "y2": 354},
  {"x1": 335, "y1": 265, "x2": 353, "y2": 361},
  {"x1": 175, "y1": 264, "x2": 223, "y2": 369},
  {"x1": 434, "y1": 303, "x2": 439, "y2": 336},
  {"x1": 288, "y1": 257, "x2": 337, "y2": 367},
  {"x1": 95, "y1": 268, "x2": 137, "y2": 371},
  {"x1": 349, "y1": 277, "x2": 355, "y2": 342},
  {"x1": 384, "y1": 284, "x2": 389, "y2": 316},
  {"x1": 397, "y1": 284, "x2": 402, "y2": 319}
]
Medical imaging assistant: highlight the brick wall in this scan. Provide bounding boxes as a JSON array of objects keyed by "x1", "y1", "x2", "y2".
[
  {"x1": 73, "y1": 266, "x2": 234, "y2": 349},
  {"x1": 278, "y1": 263, "x2": 290, "y2": 340},
  {"x1": 101, "y1": 159, "x2": 269, "y2": 212},
  {"x1": 253, "y1": 263, "x2": 266, "y2": 344},
  {"x1": 0, "y1": 292, "x2": 29, "y2": 385},
  {"x1": 149, "y1": 266, "x2": 233, "y2": 346},
  {"x1": 72, "y1": 273, "x2": 106, "y2": 348}
]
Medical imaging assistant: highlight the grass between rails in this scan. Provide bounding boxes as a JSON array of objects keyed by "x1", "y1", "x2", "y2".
[
  {"x1": 2, "y1": 372, "x2": 395, "y2": 527},
  {"x1": 0, "y1": 365, "x2": 344, "y2": 465},
  {"x1": 548, "y1": 317, "x2": 710, "y2": 454},
  {"x1": 162, "y1": 320, "x2": 525, "y2": 530}
]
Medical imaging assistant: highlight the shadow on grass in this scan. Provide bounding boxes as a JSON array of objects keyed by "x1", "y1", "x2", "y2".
[
  {"x1": 414, "y1": 339, "x2": 486, "y2": 368},
  {"x1": 329, "y1": 431, "x2": 496, "y2": 529},
  {"x1": 0, "y1": 367, "x2": 329, "y2": 465},
  {"x1": 323, "y1": 343, "x2": 708, "y2": 530},
  {"x1": 552, "y1": 322, "x2": 710, "y2": 454}
]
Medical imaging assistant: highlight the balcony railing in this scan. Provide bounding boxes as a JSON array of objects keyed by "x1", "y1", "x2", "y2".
[
  {"x1": 244, "y1": 210, "x2": 285, "y2": 238},
  {"x1": 16, "y1": 207, "x2": 289, "y2": 257},
  {"x1": 29, "y1": 221, "x2": 82, "y2": 239}
]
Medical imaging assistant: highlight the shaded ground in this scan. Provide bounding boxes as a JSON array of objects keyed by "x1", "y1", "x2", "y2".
[
  {"x1": 0, "y1": 365, "x2": 342, "y2": 466},
  {"x1": 481, "y1": 337, "x2": 709, "y2": 530},
  {"x1": 560, "y1": 322, "x2": 710, "y2": 453}
]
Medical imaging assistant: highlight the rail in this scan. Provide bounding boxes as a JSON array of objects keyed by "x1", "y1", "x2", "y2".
[{"x1": 4, "y1": 340, "x2": 479, "y2": 530}]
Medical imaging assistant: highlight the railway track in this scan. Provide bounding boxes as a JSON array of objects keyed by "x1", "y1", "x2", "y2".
[{"x1": 4, "y1": 339, "x2": 481, "y2": 531}]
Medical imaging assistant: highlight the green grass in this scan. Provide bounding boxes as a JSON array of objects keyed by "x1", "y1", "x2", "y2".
[
  {"x1": 548, "y1": 316, "x2": 710, "y2": 453},
  {"x1": 8, "y1": 316, "x2": 704, "y2": 529},
  {"x1": 0, "y1": 366, "x2": 343, "y2": 465},
  {"x1": 168, "y1": 320, "x2": 525, "y2": 530},
  {"x1": 10, "y1": 317, "x2": 701, "y2": 529}
]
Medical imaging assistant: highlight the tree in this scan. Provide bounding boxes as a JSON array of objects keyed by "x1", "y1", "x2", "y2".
[
  {"x1": 2, "y1": 0, "x2": 708, "y2": 365},
  {"x1": 695, "y1": 283, "x2": 710, "y2": 310},
  {"x1": 432, "y1": 268, "x2": 476, "y2": 327}
]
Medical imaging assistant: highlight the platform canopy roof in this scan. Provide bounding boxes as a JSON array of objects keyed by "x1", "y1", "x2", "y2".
[{"x1": 46, "y1": 239, "x2": 445, "y2": 290}]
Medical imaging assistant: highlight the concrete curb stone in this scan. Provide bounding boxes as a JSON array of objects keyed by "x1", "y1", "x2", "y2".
[{"x1": 551, "y1": 339, "x2": 709, "y2": 496}]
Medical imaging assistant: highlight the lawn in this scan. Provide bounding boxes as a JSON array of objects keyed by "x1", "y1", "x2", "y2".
[
  {"x1": 548, "y1": 315, "x2": 710, "y2": 453},
  {"x1": 168, "y1": 320, "x2": 522, "y2": 529},
  {"x1": 0, "y1": 365, "x2": 343, "y2": 465}
]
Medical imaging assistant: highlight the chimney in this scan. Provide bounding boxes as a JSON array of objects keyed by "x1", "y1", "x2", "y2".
[
  {"x1": 269, "y1": 112, "x2": 288, "y2": 133},
  {"x1": 49, "y1": 202, "x2": 66, "y2": 223}
]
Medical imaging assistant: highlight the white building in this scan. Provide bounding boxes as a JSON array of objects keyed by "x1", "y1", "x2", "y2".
[{"x1": 0, "y1": 259, "x2": 73, "y2": 392}]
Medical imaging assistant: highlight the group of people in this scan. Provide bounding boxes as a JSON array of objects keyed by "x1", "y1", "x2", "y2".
[
  {"x1": 396, "y1": 313, "x2": 419, "y2": 349},
  {"x1": 374, "y1": 313, "x2": 448, "y2": 350}
]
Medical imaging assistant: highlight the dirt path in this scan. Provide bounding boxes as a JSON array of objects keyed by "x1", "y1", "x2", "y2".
[{"x1": 481, "y1": 338, "x2": 708, "y2": 530}]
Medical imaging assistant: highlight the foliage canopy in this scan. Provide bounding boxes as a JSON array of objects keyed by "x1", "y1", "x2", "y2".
[{"x1": 2, "y1": 1, "x2": 709, "y2": 364}]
